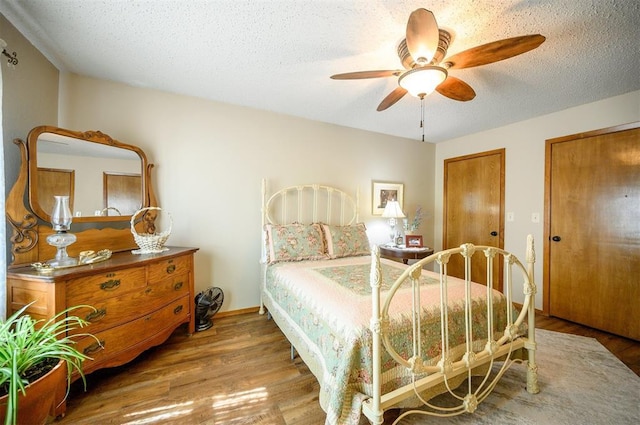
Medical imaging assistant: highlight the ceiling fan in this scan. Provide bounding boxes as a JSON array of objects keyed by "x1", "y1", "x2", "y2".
[{"x1": 331, "y1": 8, "x2": 545, "y2": 111}]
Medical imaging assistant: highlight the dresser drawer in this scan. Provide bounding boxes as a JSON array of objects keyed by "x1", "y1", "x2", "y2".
[
  {"x1": 148, "y1": 254, "x2": 191, "y2": 283},
  {"x1": 69, "y1": 273, "x2": 191, "y2": 336},
  {"x1": 149, "y1": 272, "x2": 191, "y2": 303},
  {"x1": 76, "y1": 296, "x2": 190, "y2": 367},
  {"x1": 7, "y1": 278, "x2": 53, "y2": 321},
  {"x1": 66, "y1": 267, "x2": 146, "y2": 306}
]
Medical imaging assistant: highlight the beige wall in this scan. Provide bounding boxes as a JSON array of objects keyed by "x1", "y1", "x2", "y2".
[
  {"x1": 1, "y1": 14, "x2": 58, "y2": 318},
  {"x1": 434, "y1": 90, "x2": 640, "y2": 308},
  {"x1": 58, "y1": 73, "x2": 436, "y2": 312},
  {"x1": 1, "y1": 14, "x2": 58, "y2": 192}
]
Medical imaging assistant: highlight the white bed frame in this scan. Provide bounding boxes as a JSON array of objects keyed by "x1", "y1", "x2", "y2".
[
  {"x1": 364, "y1": 240, "x2": 539, "y2": 423},
  {"x1": 260, "y1": 180, "x2": 539, "y2": 424},
  {"x1": 259, "y1": 180, "x2": 359, "y2": 315}
]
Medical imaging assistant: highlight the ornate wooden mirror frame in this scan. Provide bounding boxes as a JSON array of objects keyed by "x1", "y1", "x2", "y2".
[{"x1": 6, "y1": 126, "x2": 158, "y2": 267}]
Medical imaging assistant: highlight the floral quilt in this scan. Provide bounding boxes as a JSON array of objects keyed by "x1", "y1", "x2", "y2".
[{"x1": 262, "y1": 256, "x2": 509, "y2": 425}]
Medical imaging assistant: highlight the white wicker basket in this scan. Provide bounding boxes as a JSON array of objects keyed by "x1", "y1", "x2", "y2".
[{"x1": 130, "y1": 207, "x2": 172, "y2": 254}]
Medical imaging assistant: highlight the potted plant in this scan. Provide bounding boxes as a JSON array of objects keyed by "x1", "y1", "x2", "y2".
[{"x1": 0, "y1": 303, "x2": 98, "y2": 425}]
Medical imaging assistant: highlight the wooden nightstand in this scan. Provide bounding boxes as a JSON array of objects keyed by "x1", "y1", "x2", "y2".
[{"x1": 379, "y1": 245, "x2": 434, "y2": 264}]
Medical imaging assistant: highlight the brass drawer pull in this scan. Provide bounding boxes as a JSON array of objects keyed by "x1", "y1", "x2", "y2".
[
  {"x1": 174, "y1": 281, "x2": 183, "y2": 291},
  {"x1": 166, "y1": 264, "x2": 176, "y2": 274},
  {"x1": 100, "y1": 279, "x2": 121, "y2": 291},
  {"x1": 173, "y1": 305, "x2": 183, "y2": 315},
  {"x1": 85, "y1": 308, "x2": 107, "y2": 322},
  {"x1": 84, "y1": 340, "x2": 105, "y2": 355}
]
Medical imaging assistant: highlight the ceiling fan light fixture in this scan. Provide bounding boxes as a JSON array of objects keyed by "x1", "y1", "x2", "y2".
[{"x1": 398, "y1": 66, "x2": 447, "y2": 98}]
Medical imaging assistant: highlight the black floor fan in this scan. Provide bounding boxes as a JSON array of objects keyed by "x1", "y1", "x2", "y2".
[{"x1": 194, "y1": 287, "x2": 224, "y2": 332}]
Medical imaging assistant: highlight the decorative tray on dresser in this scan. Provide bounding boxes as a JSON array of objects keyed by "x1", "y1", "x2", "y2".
[{"x1": 6, "y1": 246, "x2": 198, "y2": 378}]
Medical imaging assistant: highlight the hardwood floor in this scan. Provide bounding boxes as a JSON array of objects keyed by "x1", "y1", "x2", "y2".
[
  {"x1": 59, "y1": 312, "x2": 326, "y2": 425},
  {"x1": 57, "y1": 311, "x2": 640, "y2": 424}
]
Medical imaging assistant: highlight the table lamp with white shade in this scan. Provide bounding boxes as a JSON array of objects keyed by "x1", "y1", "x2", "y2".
[{"x1": 382, "y1": 200, "x2": 405, "y2": 246}]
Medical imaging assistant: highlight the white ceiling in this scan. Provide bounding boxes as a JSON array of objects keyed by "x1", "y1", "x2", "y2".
[{"x1": 2, "y1": 0, "x2": 639, "y2": 143}]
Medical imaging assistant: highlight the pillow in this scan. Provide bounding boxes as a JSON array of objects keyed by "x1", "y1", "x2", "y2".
[
  {"x1": 321, "y1": 223, "x2": 370, "y2": 259},
  {"x1": 265, "y1": 223, "x2": 327, "y2": 264}
]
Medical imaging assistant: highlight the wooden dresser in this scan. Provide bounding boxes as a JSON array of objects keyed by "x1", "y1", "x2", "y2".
[
  {"x1": 6, "y1": 247, "x2": 198, "y2": 378},
  {"x1": 4, "y1": 126, "x2": 203, "y2": 419}
]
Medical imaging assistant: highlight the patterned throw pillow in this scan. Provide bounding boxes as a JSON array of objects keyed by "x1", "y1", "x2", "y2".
[
  {"x1": 321, "y1": 223, "x2": 370, "y2": 259},
  {"x1": 265, "y1": 223, "x2": 327, "y2": 264}
]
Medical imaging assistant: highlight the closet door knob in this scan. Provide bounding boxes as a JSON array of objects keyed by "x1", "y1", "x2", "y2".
[
  {"x1": 552, "y1": 235, "x2": 561, "y2": 242},
  {"x1": 490, "y1": 231, "x2": 498, "y2": 236}
]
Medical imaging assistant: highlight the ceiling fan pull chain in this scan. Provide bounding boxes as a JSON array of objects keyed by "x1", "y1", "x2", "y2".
[{"x1": 420, "y1": 95, "x2": 425, "y2": 142}]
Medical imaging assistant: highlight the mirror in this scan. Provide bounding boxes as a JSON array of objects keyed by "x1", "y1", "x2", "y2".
[{"x1": 27, "y1": 126, "x2": 151, "y2": 224}]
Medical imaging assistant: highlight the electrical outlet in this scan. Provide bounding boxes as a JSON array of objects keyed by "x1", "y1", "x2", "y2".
[
  {"x1": 506, "y1": 212, "x2": 515, "y2": 222},
  {"x1": 531, "y1": 213, "x2": 540, "y2": 223}
]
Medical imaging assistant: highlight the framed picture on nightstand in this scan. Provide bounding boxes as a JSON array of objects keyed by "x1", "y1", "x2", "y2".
[{"x1": 405, "y1": 235, "x2": 423, "y2": 248}]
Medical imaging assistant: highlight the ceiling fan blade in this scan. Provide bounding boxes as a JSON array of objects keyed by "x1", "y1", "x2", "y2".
[
  {"x1": 445, "y1": 34, "x2": 545, "y2": 69},
  {"x1": 436, "y1": 76, "x2": 476, "y2": 101},
  {"x1": 377, "y1": 87, "x2": 408, "y2": 111},
  {"x1": 330, "y1": 70, "x2": 402, "y2": 80},
  {"x1": 406, "y1": 8, "x2": 440, "y2": 65}
]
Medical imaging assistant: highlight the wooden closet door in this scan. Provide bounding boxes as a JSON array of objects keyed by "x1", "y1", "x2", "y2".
[
  {"x1": 103, "y1": 173, "x2": 142, "y2": 216},
  {"x1": 545, "y1": 123, "x2": 640, "y2": 340},
  {"x1": 443, "y1": 149, "x2": 505, "y2": 290},
  {"x1": 37, "y1": 167, "x2": 75, "y2": 215}
]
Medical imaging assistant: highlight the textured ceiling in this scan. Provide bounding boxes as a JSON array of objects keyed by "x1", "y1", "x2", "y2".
[{"x1": 2, "y1": 0, "x2": 639, "y2": 143}]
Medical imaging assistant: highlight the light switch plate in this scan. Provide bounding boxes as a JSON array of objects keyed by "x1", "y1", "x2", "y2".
[{"x1": 506, "y1": 212, "x2": 515, "y2": 222}]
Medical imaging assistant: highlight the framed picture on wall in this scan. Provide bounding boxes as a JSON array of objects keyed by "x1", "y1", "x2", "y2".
[{"x1": 372, "y1": 181, "x2": 404, "y2": 215}]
